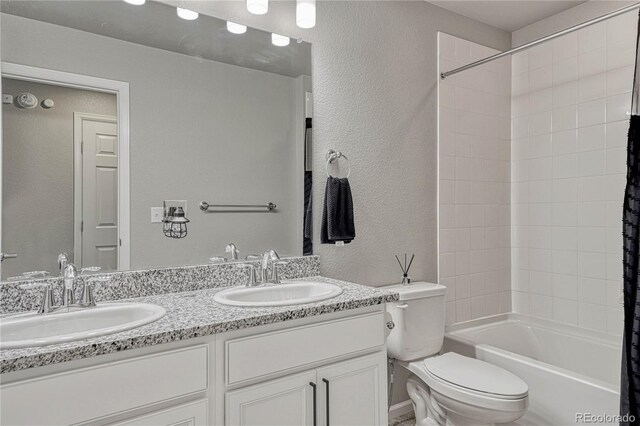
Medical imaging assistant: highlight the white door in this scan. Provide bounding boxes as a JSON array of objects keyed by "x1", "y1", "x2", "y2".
[
  {"x1": 75, "y1": 114, "x2": 118, "y2": 270},
  {"x1": 225, "y1": 370, "x2": 317, "y2": 426},
  {"x1": 316, "y1": 352, "x2": 388, "y2": 426}
]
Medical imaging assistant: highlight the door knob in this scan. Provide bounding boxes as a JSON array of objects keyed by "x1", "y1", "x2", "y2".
[{"x1": 0, "y1": 253, "x2": 17, "y2": 261}]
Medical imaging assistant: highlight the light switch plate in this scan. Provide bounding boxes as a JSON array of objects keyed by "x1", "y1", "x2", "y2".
[{"x1": 151, "y1": 207, "x2": 164, "y2": 223}]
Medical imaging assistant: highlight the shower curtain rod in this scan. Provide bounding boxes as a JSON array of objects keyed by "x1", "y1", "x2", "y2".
[{"x1": 440, "y1": 2, "x2": 640, "y2": 80}]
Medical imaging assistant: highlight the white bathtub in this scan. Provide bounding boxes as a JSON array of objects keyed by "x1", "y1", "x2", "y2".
[{"x1": 444, "y1": 313, "x2": 622, "y2": 425}]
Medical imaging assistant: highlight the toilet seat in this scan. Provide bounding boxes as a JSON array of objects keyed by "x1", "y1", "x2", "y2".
[{"x1": 405, "y1": 353, "x2": 528, "y2": 413}]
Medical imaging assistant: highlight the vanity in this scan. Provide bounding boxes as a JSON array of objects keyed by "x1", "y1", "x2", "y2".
[{"x1": 0, "y1": 258, "x2": 398, "y2": 426}]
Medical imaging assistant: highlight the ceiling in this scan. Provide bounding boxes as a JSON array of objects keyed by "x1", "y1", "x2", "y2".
[
  {"x1": 429, "y1": 1, "x2": 588, "y2": 32},
  {"x1": 1, "y1": 0, "x2": 311, "y2": 78}
]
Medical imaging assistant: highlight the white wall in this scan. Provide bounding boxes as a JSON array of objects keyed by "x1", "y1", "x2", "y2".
[
  {"x1": 159, "y1": 0, "x2": 512, "y2": 288},
  {"x1": 510, "y1": 9, "x2": 635, "y2": 336},
  {"x1": 1, "y1": 13, "x2": 302, "y2": 270},
  {"x1": 438, "y1": 33, "x2": 512, "y2": 326}
]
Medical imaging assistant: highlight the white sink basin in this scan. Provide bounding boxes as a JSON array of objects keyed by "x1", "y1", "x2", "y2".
[
  {"x1": 214, "y1": 281, "x2": 343, "y2": 307},
  {"x1": 0, "y1": 303, "x2": 166, "y2": 350}
]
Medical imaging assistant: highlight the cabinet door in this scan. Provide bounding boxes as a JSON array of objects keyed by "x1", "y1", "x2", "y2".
[
  {"x1": 111, "y1": 399, "x2": 208, "y2": 426},
  {"x1": 316, "y1": 352, "x2": 388, "y2": 426},
  {"x1": 225, "y1": 370, "x2": 317, "y2": 426}
]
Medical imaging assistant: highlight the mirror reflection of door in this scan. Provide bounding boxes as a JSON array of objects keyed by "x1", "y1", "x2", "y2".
[
  {"x1": 1, "y1": 78, "x2": 117, "y2": 280},
  {"x1": 74, "y1": 114, "x2": 118, "y2": 271}
]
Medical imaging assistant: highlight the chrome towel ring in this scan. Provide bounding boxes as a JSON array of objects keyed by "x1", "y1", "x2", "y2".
[{"x1": 325, "y1": 149, "x2": 351, "y2": 178}]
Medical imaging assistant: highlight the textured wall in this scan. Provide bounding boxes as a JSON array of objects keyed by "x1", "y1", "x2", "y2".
[
  {"x1": 159, "y1": 0, "x2": 512, "y2": 288},
  {"x1": 2, "y1": 79, "x2": 116, "y2": 279}
]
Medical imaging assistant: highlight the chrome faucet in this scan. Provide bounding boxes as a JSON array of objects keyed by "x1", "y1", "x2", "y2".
[
  {"x1": 62, "y1": 263, "x2": 78, "y2": 307},
  {"x1": 225, "y1": 243, "x2": 240, "y2": 261},
  {"x1": 260, "y1": 250, "x2": 289, "y2": 284},
  {"x1": 57, "y1": 252, "x2": 69, "y2": 276}
]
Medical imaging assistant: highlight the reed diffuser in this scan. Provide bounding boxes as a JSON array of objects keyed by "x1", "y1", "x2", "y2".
[{"x1": 395, "y1": 253, "x2": 415, "y2": 285}]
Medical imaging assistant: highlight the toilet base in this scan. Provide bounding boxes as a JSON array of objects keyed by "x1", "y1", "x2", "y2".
[{"x1": 406, "y1": 376, "x2": 525, "y2": 426}]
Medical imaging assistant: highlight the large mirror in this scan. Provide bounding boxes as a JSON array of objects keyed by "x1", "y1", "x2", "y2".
[{"x1": 0, "y1": 0, "x2": 313, "y2": 281}]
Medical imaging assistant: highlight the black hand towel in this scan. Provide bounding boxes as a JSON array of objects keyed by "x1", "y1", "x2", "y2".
[{"x1": 321, "y1": 176, "x2": 355, "y2": 244}]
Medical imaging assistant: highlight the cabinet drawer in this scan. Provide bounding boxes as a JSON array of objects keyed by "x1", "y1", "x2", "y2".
[
  {"x1": 1, "y1": 345, "x2": 209, "y2": 426},
  {"x1": 226, "y1": 312, "x2": 384, "y2": 384},
  {"x1": 111, "y1": 399, "x2": 208, "y2": 426}
]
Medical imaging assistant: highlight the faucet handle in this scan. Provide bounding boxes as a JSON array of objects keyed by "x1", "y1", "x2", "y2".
[
  {"x1": 18, "y1": 282, "x2": 55, "y2": 314},
  {"x1": 210, "y1": 256, "x2": 227, "y2": 264},
  {"x1": 81, "y1": 276, "x2": 110, "y2": 307},
  {"x1": 245, "y1": 254, "x2": 261, "y2": 261},
  {"x1": 80, "y1": 266, "x2": 101, "y2": 275},
  {"x1": 272, "y1": 261, "x2": 289, "y2": 284},
  {"x1": 236, "y1": 264, "x2": 258, "y2": 287}
]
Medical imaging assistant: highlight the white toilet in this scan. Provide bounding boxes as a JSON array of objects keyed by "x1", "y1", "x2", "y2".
[{"x1": 384, "y1": 282, "x2": 528, "y2": 426}]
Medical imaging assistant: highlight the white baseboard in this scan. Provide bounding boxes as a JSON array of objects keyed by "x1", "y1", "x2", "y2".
[{"x1": 389, "y1": 399, "x2": 413, "y2": 419}]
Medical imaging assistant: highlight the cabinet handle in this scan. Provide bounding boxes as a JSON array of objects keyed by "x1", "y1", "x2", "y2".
[
  {"x1": 309, "y1": 382, "x2": 317, "y2": 426},
  {"x1": 322, "y1": 378, "x2": 330, "y2": 426}
]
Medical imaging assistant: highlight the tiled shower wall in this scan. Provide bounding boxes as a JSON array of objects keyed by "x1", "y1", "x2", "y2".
[
  {"x1": 438, "y1": 33, "x2": 512, "y2": 325},
  {"x1": 510, "y1": 11, "x2": 636, "y2": 336}
]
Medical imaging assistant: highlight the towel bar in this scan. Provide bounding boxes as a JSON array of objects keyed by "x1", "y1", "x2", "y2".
[{"x1": 199, "y1": 201, "x2": 276, "y2": 212}]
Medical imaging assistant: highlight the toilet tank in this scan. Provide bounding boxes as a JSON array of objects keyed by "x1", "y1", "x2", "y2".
[{"x1": 383, "y1": 282, "x2": 446, "y2": 361}]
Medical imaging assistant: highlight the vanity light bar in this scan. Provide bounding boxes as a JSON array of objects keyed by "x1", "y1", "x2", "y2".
[
  {"x1": 177, "y1": 7, "x2": 199, "y2": 20},
  {"x1": 227, "y1": 21, "x2": 247, "y2": 34},
  {"x1": 247, "y1": 0, "x2": 268, "y2": 15}
]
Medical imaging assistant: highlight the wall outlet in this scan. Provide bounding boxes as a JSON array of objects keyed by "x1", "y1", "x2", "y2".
[{"x1": 151, "y1": 207, "x2": 164, "y2": 223}]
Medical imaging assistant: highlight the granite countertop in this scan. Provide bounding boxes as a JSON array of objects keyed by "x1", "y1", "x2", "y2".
[{"x1": 0, "y1": 277, "x2": 399, "y2": 374}]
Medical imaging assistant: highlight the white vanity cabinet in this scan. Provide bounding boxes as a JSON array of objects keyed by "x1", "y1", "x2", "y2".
[{"x1": 225, "y1": 352, "x2": 387, "y2": 426}]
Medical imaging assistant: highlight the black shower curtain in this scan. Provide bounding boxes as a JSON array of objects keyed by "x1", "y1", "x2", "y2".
[{"x1": 621, "y1": 12, "x2": 640, "y2": 426}]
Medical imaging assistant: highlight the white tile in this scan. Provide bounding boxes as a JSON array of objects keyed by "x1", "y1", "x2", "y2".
[
  {"x1": 552, "y1": 178, "x2": 577, "y2": 203},
  {"x1": 529, "y1": 133, "x2": 552, "y2": 158},
  {"x1": 440, "y1": 228, "x2": 457, "y2": 253},
  {"x1": 529, "y1": 157, "x2": 552, "y2": 180},
  {"x1": 607, "y1": 45, "x2": 636, "y2": 71},
  {"x1": 440, "y1": 204, "x2": 455, "y2": 229},
  {"x1": 512, "y1": 117, "x2": 529, "y2": 139},
  {"x1": 606, "y1": 149, "x2": 627, "y2": 175},
  {"x1": 470, "y1": 273, "x2": 485, "y2": 297},
  {"x1": 529, "y1": 43, "x2": 553, "y2": 70},
  {"x1": 530, "y1": 270, "x2": 553, "y2": 295},
  {"x1": 440, "y1": 252, "x2": 456, "y2": 278},
  {"x1": 440, "y1": 180, "x2": 455, "y2": 204},
  {"x1": 552, "y1": 250, "x2": 578, "y2": 276},
  {"x1": 578, "y1": 302, "x2": 607, "y2": 331},
  {"x1": 441, "y1": 277, "x2": 456, "y2": 302},
  {"x1": 552, "y1": 227, "x2": 577, "y2": 251},
  {"x1": 529, "y1": 180, "x2": 552, "y2": 203},
  {"x1": 552, "y1": 81, "x2": 577, "y2": 108},
  {"x1": 607, "y1": 306, "x2": 623, "y2": 336},
  {"x1": 552, "y1": 202, "x2": 577, "y2": 227},
  {"x1": 512, "y1": 73, "x2": 529, "y2": 97},
  {"x1": 607, "y1": 66, "x2": 634, "y2": 96},
  {"x1": 439, "y1": 33, "x2": 457, "y2": 60},
  {"x1": 470, "y1": 296, "x2": 487, "y2": 319},
  {"x1": 605, "y1": 280, "x2": 622, "y2": 307},
  {"x1": 552, "y1": 129, "x2": 577, "y2": 155},
  {"x1": 578, "y1": 48, "x2": 606, "y2": 78},
  {"x1": 577, "y1": 175, "x2": 606, "y2": 201},
  {"x1": 529, "y1": 226, "x2": 551, "y2": 249},
  {"x1": 553, "y1": 32, "x2": 578, "y2": 61},
  {"x1": 579, "y1": 277, "x2": 607, "y2": 304},
  {"x1": 553, "y1": 154, "x2": 577, "y2": 179},
  {"x1": 553, "y1": 273, "x2": 578, "y2": 300},
  {"x1": 606, "y1": 121, "x2": 630, "y2": 148},
  {"x1": 456, "y1": 275, "x2": 471, "y2": 299},
  {"x1": 605, "y1": 174, "x2": 625, "y2": 202},
  {"x1": 606, "y1": 253, "x2": 623, "y2": 282},
  {"x1": 577, "y1": 202, "x2": 606, "y2": 227},
  {"x1": 530, "y1": 111, "x2": 553, "y2": 135},
  {"x1": 578, "y1": 24, "x2": 605, "y2": 54},
  {"x1": 530, "y1": 88, "x2": 552, "y2": 113},
  {"x1": 530, "y1": 65, "x2": 552, "y2": 92},
  {"x1": 445, "y1": 301, "x2": 456, "y2": 326},
  {"x1": 578, "y1": 98, "x2": 606, "y2": 127},
  {"x1": 456, "y1": 298, "x2": 471, "y2": 322},
  {"x1": 606, "y1": 92, "x2": 632, "y2": 123},
  {"x1": 577, "y1": 251, "x2": 606, "y2": 279},
  {"x1": 577, "y1": 226, "x2": 606, "y2": 253},
  {"x1": 456, "y1": 227, "x2": 471, "y2": 252},
  {"x1": 455, "y1": 37, "x2": 473, "y2": 62},
  {"x1": 553, "y1": 57, "x2": 578, "y2": 86},
  {"x1": 512, "y1": 52, "x2": 529, "y2": 76},
  {"x1": 512, "y1": 291, "x2": 530, "y2": 314},
  {"x1": 552, "y1": 106, "x2": 577, "y2": 132},
  {"x1": 553, "y1": 298, "x2": 578, "y2": 325},
  {"x1": 606, "y1": 11, "x2": 637, "y2": 50},
  {"x1": 530, "y1": 203, "x2": 552, "y2": 226},
  {"x1": 530, "y1": 294, "x2": 553, "y2": 319},
  {"x1": 576, "y1": 124, "x2": 605, "y2": 152},
  {"x1": 455, "y1": 181, "x2": 471, "y2": 204},
  {"x1": 529, "y1": 248, "x2": 552, "y2": 272},
  {"x1": 606, "y1": 201, "x2": 622, "y2": 228},
  {"x1": 578, "y1": 74, "x2": 606, "y2": 103},
  {"x1": 455, "y1": 251, "x2": 471, "y2": 276},
  {"x1": 577, "y1": 150, "x2": 606, "y2": 177}
]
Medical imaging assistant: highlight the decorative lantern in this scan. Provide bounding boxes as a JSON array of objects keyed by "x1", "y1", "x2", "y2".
[{"x1": 163, "y1": 206, "x2": 190, "y2": 239}]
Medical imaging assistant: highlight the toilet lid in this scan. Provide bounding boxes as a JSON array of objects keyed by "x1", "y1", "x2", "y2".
[{"x1": 424, "y1": 353, "x2": 528, "y2": 398}]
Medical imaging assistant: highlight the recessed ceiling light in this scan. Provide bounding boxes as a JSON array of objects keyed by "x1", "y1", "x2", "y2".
[
  {"x1": 271, "y1": 33, "x2": 290, "y2": 47},
  {"x1": 177, "y1": 7, "x2": 199, "y2": 20},
  {"x1": 123, "y1": 0, "x2": 145, "y2": 5},
  {"x1": 296, "y1": 0, "x2": 315, "y2": 29},
  {"x1": 227, "y1": 21, "x2": 247, "y2": 34},
  {"x1": 247, "y1": 0, "x2": 268, "y2": 15}
]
